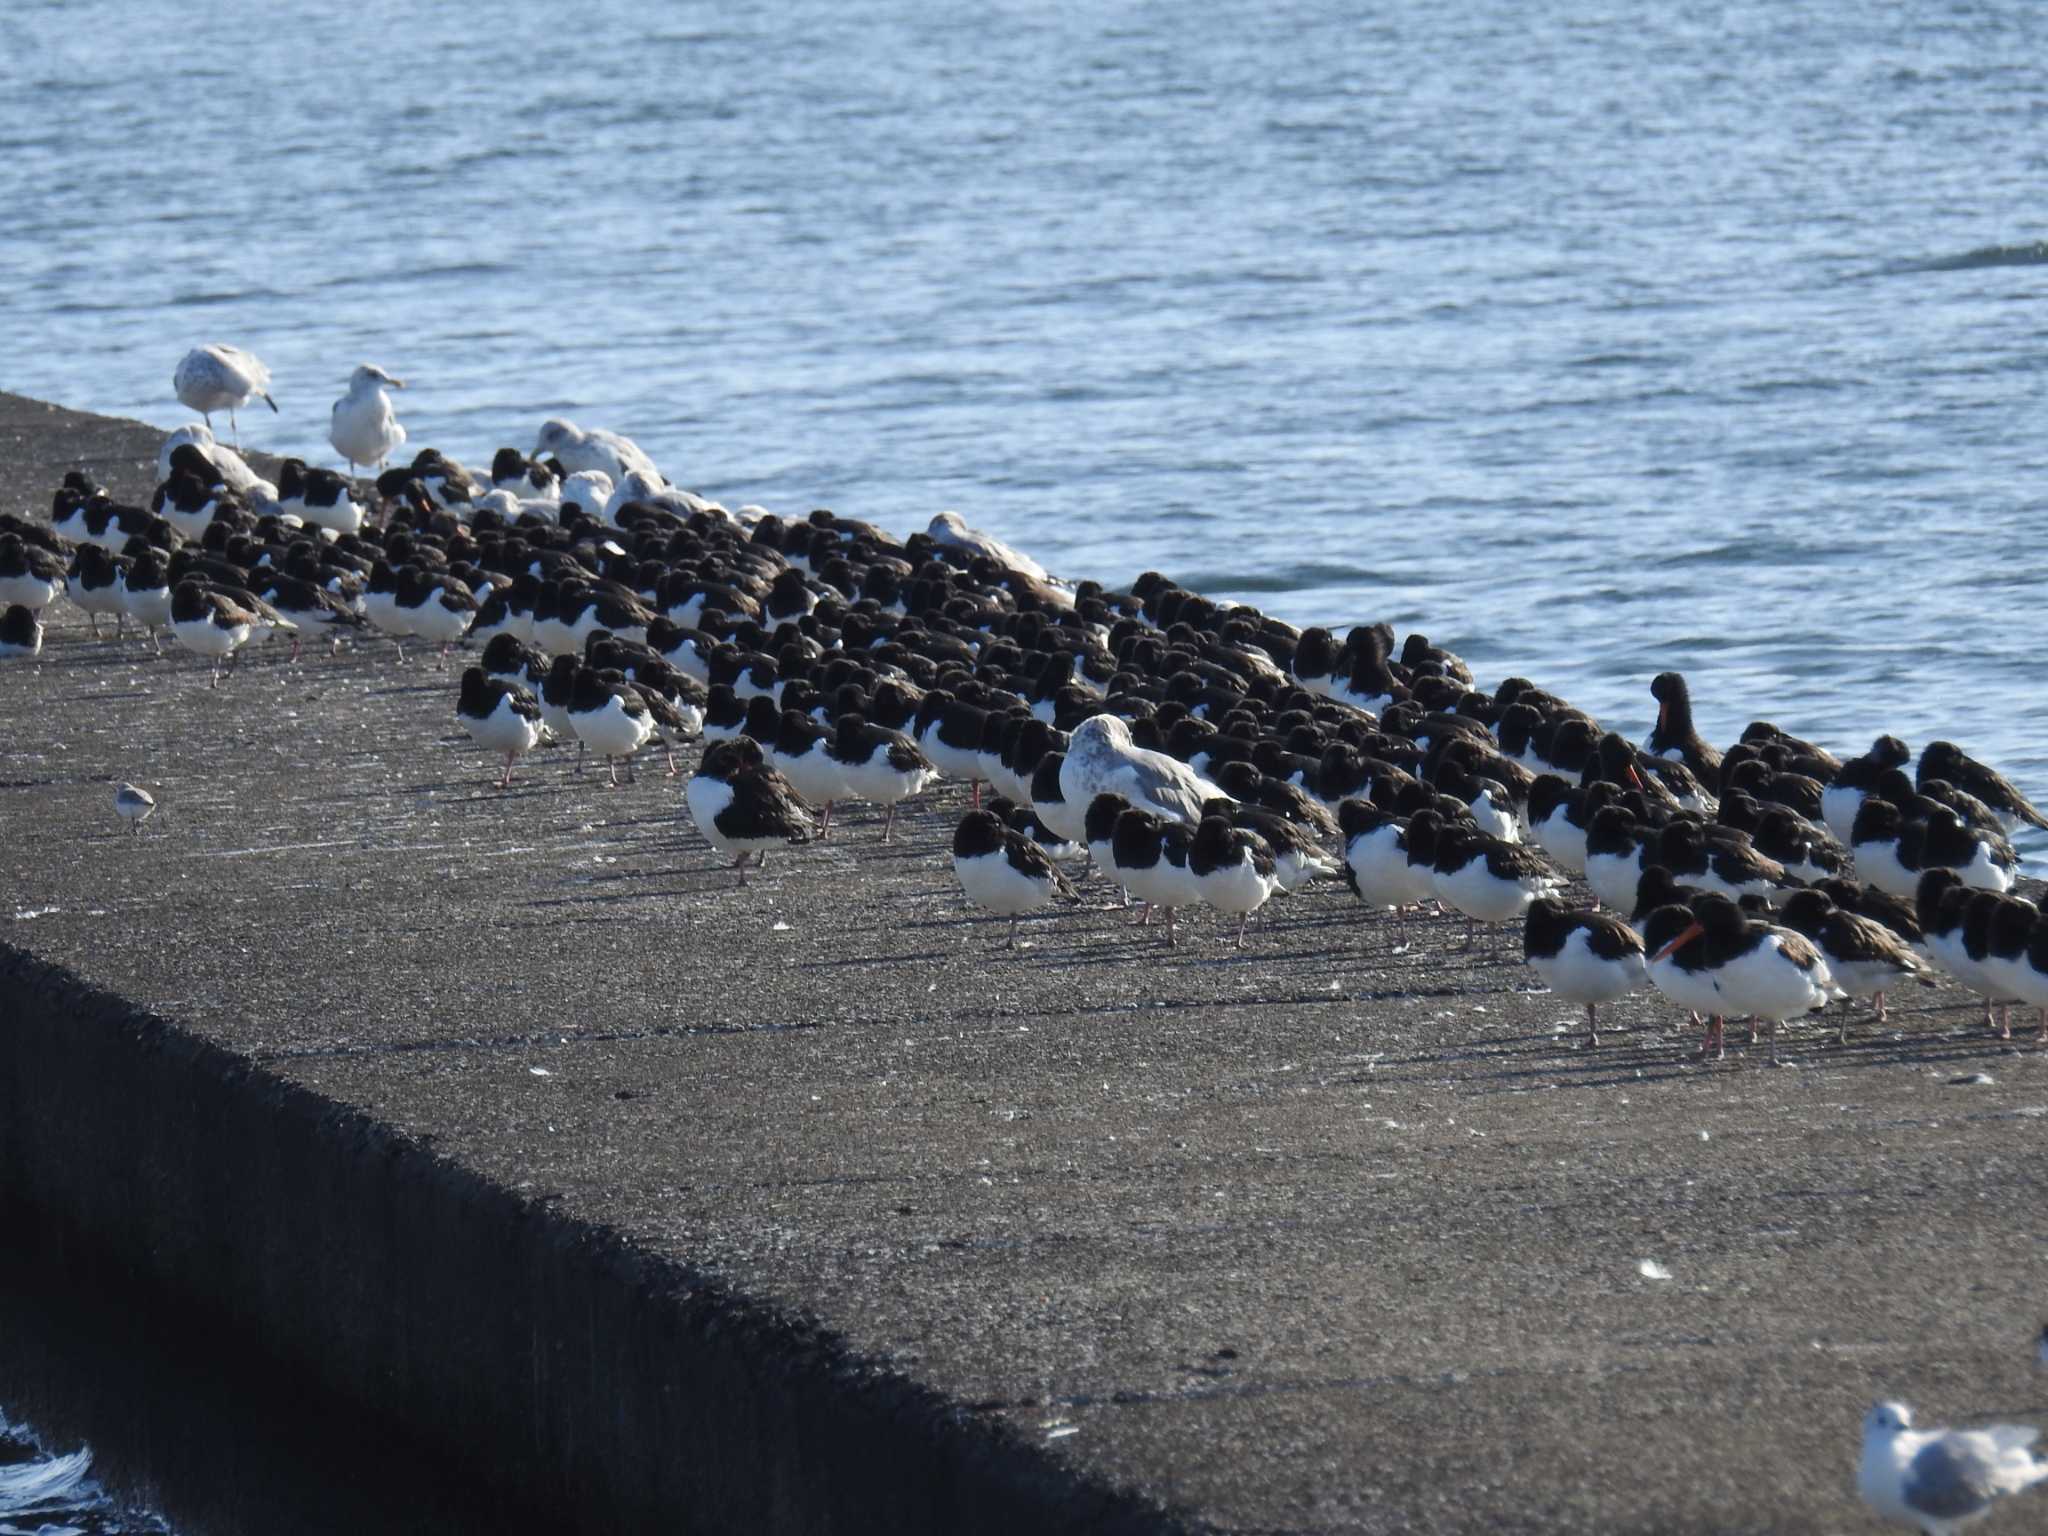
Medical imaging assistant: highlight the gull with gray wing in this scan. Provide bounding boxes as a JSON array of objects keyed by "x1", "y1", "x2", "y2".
[
  {"x1": 1859, "y1": 1399, "x2": 2047, "y2": 1535},
  {"x1": 1059, "y1": 714, "x2": 1231, "y2": 826}
]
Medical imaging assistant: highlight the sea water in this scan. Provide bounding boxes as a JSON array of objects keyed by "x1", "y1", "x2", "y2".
[{"x1": 0, "y1": 0, "x2": 2042, "y2": 853}]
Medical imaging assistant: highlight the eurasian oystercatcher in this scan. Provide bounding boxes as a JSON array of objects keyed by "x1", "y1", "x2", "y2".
[
  {"x1": 1188, "y1": 815, "x2": 1281, "y2": 947},
  {"x1": 1775, "y1": 888, "x2": 1935, "y2": 1035},
  {"x1": 1644, "y1": 672, "x2": 1723, "y2": 782},
  {"x1": 1918, "y1": 740, "x2": 2048, "y2": 835},
  {"x1": 685, "y1": 736, "x2": 816, "y2": 886},
  {"x1": 170, "y1": 580, "x2": 292, "y2": 686},
  {"x1": 1109, "y1": 805, "x2": 1201, "y2": 944},
  {"x1": 827, "y1": 714, "x2": 939, "y2": 843},
  {"x1": 952, "y1": 808, "x2": 1082, "y2": 946},
  {"x1": 457, "y1": 666, "x2": 551, "y2": 788},
  {"x1": 1641, "y1": 901, "x2": 1725, "y2": 1050},
  {"x1": 1650, "y1": 893, "x2": 1838, "y2": 1064},
  {"x1": 1821, "y1": 735, "x2": 1911, "y2": 843},
  {"x1": 1522, "y1": 898, "x2": 1648, "y2": 1046},
  {"x1": 566, "y1": 667, "x2": 656, "y2": 786},
  {"x1": 1407, "y1": 808, "x2": 1564, "y2": 950},
  {"x1": 0, "y1": 604, "x2": 44, "y2": 659},
  {"x1": 0, "y1": 535, "x2": 64, "y2": 611},
  {"x1": 66, "y1": 545, "x2": 127, "y2": 638},
  {"x1": 1584, "y1": 805, "x2": 1655, "y2": 912}
]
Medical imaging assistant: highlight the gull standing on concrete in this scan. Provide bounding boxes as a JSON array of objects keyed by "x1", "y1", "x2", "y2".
[
  {"x1": 1059, "y1": 714, "x2": 1230, "y2": 826},
  {"x1": 173, "y1": 344, "x2": 276, "y2": 444},
  {"x1": 1858, "y1": 1400, "x2": 2047, "y2": 1534},
  {"x1": 329, "y1": 365, "x2": 407, "y2": 475},
  {"x1": 113, "y1": 783, "x2": 156, "y2": 834}
]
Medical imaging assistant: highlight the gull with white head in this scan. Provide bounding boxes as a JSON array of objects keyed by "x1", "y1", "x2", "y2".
[
  {"x1": 532, "y1": 419, "x2": 664, "y2": 486},
  {"x1": 157, "y1": 424, "x2": 276, "y2": 505},
  {"x1": 329, "y1": 365, "x2": 407, "y2": 475},
  {"x1": 113, "y1": 782, "x2": 157, "y2": 834},
  {"x1": 556, "y1": 470, "x2": 615, "y2": 521},
  {"x1": 1859, "y1": 1400, "x2": 2047, "y2": 1534},
  {"x1": 603, "y1": 469, "x2": 708, "y2": 526},
  {"x1": 173, "y1": 344, "x2": 276, "y2": 445},
  {"x1": 1059, "y1": 714, "x2": 1231, "y2": 827}
]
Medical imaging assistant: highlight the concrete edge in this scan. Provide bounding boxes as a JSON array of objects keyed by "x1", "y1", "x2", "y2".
[{"x1": 0, "y1": 942, "x2": 1198, "y2": 1535}]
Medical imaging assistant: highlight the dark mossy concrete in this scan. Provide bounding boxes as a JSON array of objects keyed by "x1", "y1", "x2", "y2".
[{"x1": 1, "y1": 390, "x2": 2044, "y2": 1534}]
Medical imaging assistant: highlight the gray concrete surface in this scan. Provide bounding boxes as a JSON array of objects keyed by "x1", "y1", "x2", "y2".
[{"x1": 1, "y1": 390, "x2": 2044, "y2": 1533}]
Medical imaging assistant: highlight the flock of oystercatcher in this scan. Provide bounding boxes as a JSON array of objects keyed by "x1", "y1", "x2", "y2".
[{"x1": 2, "y1": 346, "x2": 2045, "y2": 1072}]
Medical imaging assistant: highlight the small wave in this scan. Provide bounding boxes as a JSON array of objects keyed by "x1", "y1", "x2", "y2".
[
  {"x1": 0, "y1": 1446, "x2": 94, "y2": 1514},
  {"x1": 1179, "y1": 562, "x2": 1390, "y2": 594},
  {"x1": 1737, "y1": 376, "x2": 1845, "y2": 398},
  {"x1": 1264, "y1": 119, "x2": 1353, "y2": 142},
  {"x1": 309, "y1": 262, "x2": 509, "y2": 293},
  {"x1": 1565, "y1": 351, "x2": 1673, "y2": 369},
  {"x1": 446, "y1": 145, "x2": 565, "y2": 172},
  {"x1": 165, "y1": 288, "x2": 290, "y2": 308},
  {"x1": 408, "y1": 262, "x2": 515, "y2": 283},
  {"x1": 1901, "y1": 241, "x2": 2048, "y2": 273},
  {"x1": 0, "y1": 1413, "x2": 169, "y2": 1534},
  {"x1": 1658, "y1": 542, "x2": 1752, "y2": 568}
]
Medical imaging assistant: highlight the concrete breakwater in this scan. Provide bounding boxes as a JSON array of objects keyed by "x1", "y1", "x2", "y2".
[
  {"x1": 0, "y1": 947, "x2": 1165, "y2": 1534},
  {"x1": 1, "y1": 391, "x2": 2045, "y2": 1533}
]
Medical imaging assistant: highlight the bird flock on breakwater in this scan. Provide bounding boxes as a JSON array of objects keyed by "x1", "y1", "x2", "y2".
[{"x1": 3, "y1": 345, "x2": 2048, "y2": 1075}]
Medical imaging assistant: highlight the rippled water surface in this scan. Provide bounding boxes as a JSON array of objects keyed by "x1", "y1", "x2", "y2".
[{"x1": 2, "y1": 0, "x2": 2044, "y2": 837}]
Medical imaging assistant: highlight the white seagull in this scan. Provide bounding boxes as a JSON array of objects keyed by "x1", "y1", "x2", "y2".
[
  {"x1": 603, "y1": 469, "x2": 708, "y2": 525},
  {"x1": 113, "y1": 782, "x2": 157, "y2": 834},
  {"x1": 1059, "y1": 714, "x2": 1230, "y2": 826},
  {"x1": 532, "y1": 419, "x2": 664, "y2": 485},
  {"x1": 157, "y1": 424, "x2": 276, "y2": 504},
  {"x1": 556, "y1": 469, "x2": 615, "y2": 520},
  {"x1": 927, "y1": 511, "x2": 1054, "y2": 584},
  {"x1": 173, "y1": 344, "x2": 276, "y2": 444},
  {"x1": 329, "y1": 365, "x2": 407, "y2": 475},
  {"x1": 1858, "y1": 1400, "x2": 2047, "y2": 1534}
]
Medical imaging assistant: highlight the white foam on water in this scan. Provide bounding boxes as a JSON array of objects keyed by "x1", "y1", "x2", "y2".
[{"x1": 0, "y1": 1444, "x2": 95, "y2": 1519}]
